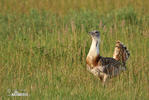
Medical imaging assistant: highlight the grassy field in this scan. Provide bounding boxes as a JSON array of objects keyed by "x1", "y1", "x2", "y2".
[{"x1": 0, "y1": 0, "x2": 149, "y2": 100}]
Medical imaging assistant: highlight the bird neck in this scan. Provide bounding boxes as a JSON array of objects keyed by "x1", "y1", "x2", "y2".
[{"x1": 87, "y1": 39, "x2": 100, "y2": 58}]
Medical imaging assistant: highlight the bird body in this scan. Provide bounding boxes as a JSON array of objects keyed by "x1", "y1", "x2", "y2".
[{"x1": 86, "y1": 30, "x2": 130, "y2": 83}]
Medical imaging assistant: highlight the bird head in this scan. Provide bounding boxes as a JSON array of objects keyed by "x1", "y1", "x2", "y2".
[{"x1": 89, "y1": 30, "x2": 100, "y2": 41}]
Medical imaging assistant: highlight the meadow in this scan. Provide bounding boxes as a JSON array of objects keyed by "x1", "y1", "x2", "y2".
[{"x1": 0, "y1": 0, "x2": 149, "y2": 99}]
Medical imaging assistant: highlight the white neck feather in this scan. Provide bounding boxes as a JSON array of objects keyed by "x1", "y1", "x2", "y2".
[{"x1": 87, "y1": 39, "x2": 100, "y2": 58}]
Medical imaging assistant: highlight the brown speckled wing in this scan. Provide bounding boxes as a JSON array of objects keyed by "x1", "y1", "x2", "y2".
[{"x1": 97, "y1": 56, "x2": 123, "y2": 75}]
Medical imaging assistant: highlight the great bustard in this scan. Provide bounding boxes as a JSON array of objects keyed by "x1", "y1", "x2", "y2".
[{"x1": 86, "y1": 30, "x2": 130, "y2": 83}]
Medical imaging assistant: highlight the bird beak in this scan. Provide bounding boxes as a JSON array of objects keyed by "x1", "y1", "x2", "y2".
[{"x1": 88, "y1": 32, "x2": 94, "y2": 35}]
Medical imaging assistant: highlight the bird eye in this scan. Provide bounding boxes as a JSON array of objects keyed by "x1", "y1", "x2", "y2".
[{"x1": 95, "y1": 33, "x2": 99, "y2": 37}]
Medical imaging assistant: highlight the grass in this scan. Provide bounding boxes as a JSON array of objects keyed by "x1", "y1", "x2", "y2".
[{"x1": 0, "y1": 1, "x2": 149, "y2": 100}]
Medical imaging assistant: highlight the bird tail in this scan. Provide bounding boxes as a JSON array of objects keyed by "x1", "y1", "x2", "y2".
[{"x1": 113, "y1": 40, "x2": 130, "y2": 66}]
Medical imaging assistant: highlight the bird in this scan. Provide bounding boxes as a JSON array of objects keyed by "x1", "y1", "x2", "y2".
[{"x1": 86, "y1": 30, "x2": 130, "y2": 83}]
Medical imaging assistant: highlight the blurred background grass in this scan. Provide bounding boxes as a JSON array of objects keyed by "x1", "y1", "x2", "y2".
[
  {"x1": 0, "y1": 0, "x2": 149, "y2": 15},
  {"x1": 0, "y1": 0, "x2": 149, "y2": 100}
]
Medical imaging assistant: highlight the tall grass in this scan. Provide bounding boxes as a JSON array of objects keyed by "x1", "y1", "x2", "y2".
[{"x1": 0, "y1": 3, "x2": 149, "y2": 100}]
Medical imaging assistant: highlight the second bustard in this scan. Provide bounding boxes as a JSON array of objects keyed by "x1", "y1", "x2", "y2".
[{"x1": 86, "y1": 30, "x2": 130, "y2": 83}]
